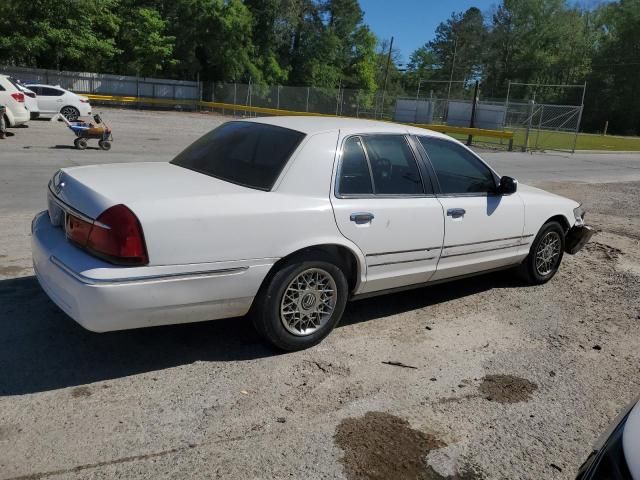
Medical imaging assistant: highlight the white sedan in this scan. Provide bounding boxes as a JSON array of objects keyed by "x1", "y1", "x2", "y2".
[
  {"x1": 32, "y1": 117, "x2": 593, "y2": 350},
  {"x1": 24, "y1": 84, "x2": 91, "y2": 120}
]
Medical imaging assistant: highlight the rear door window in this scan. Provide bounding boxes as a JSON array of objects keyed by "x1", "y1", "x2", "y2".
[
  {"x1": 337, "y1": 137, "x2": 373, "y2": 195},
  {"x1": 361, "y1": 135, "x2": 425, "y2": 195},
  {"x1": 171, "y1": 121, "x2": 305, "y2": 191}
]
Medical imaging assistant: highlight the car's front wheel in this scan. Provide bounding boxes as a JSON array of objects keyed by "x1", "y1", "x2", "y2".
[
  {"x1": 518, "y1": 221, "x2": 565, "y2": 284},
  {"x1": 252, "y1": 256, "x2": 348, "y2": 351}
]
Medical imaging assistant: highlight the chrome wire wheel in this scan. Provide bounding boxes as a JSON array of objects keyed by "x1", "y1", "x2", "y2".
[
  {"x1": 535, "y1": 231, "x2": 561, "y2": 276},
  {"x1": 280, "y1": 268, "x2": 337, "y2": 336}
]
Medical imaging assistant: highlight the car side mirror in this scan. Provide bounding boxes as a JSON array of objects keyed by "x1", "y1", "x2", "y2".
[{"x1": 498, "y1": 176, "x2": 518, "y2": 195}]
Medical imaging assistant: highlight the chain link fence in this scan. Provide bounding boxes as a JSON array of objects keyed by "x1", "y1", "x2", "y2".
[
  {"x1": 1, "y1": 65, "x2": 200, "y2": 100},
  {"x1": 0, "y1": 65, "x2": 585, "y2": 152}
]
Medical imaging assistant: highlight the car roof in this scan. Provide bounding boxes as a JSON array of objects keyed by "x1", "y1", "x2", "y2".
[{"x1": 242, "y1": 115, "x2": 451, "y2": 139}]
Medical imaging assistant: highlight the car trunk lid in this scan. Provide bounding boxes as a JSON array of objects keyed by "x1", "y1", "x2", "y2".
[{"x1": 49, "y1": 162, "x2": 252, "y2": 221}]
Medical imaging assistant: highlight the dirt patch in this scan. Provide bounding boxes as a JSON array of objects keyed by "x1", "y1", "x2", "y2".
[
  {"x1": 336, "y1": 411, "x2": 447, "y2": 479},
  {"x1": 70, "y1": 386, "x2": 92, "y2": 398},
  {"x1": 478, "y1": 375, "x2": 538, "y2": 404},
  {"x1": 0, "y1": 265, "x2": 28, "y2": 277},
  {"x1": 587, "y1": 242, "x2": 622, "y2": 261}
]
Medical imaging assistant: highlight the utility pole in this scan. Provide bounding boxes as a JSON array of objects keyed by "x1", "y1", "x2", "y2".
[
  {"x1": 447, "y1": 38, "x2": 458, "y2": 101},
  {"x1": 380, "y1": 36, "x2": 394, "y2": 119},
  {"x1": 467, "y1": 80, "x2": 479, "y2": 146}
]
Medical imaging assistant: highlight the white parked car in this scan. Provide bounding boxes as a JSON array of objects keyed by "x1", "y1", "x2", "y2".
[
  {"x1": 24, "y1": 84, "x2": 91, "y2": 120},
  {"x1": 12, "y1": 80, "x2": 40, "y2": 119},
  {"x1": 31, "y1": 117, "x2": 593, "y2": 350},
  {"x1": 0, "y1": 74, "x2": 30, "y2": 127}
]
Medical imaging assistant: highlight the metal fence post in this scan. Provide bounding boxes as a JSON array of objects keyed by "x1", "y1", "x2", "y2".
[
  {"x1": 571, "y1": 82, "x2": 587, "y2": 153},
  {"x1": 522, "y1": 100, "x2": 534, "y2": 152},
  {"x1": 572, "y1": 105, "x2": 584, "y2": 153},
  {"x1": 276, "y1": 85, "x2": 280, "y2": 110},
  {"x1": 535, "y1": 104, "x2": 544, "y2": 150},
  {"x1": 305, "y1": 87, "x2": 310, "y2": 112},
  {"x1": 233, "y1": 83, "x2": 237, "y2": 117}
]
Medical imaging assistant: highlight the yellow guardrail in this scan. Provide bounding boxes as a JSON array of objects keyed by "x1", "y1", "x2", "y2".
[{"x1": 83, "y1": 93, "x2": 514, "y2": 149}]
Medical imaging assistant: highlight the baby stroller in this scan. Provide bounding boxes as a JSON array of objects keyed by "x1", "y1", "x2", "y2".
[{"x1": 55, "y1": 113, "x2": 113, "y2": 150}]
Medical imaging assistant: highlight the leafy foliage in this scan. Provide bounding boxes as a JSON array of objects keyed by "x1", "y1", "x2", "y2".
[{"x1": 0, "y1": 0, "x2": 638, "y2": 133}]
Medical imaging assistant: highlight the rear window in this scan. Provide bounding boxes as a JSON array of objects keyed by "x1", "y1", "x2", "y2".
[{"x1": 171, "y1": 122, "x2": 305, "y2": 191}]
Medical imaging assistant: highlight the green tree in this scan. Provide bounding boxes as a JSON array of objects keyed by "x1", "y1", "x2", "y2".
[
  {"x1": 583, "y1": 0, "x2": 640, "y2": 134},
  {"x1": 483, "y1": 0, "x2": 595, "y2": 98},
  {"x1": 111, "y1": 6, "x2": 175, "y2": 76},
  {"x1": 428, "y1": 8, "x2": 487, "y2": 84},
  {"x1": 0, "y1": 0, "x2": 119, "y2": 71}
]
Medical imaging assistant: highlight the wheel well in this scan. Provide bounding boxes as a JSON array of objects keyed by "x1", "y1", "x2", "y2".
[
  {"x1": 268, "y1": 245, "x2": 360, "y2": 293},
  {"x1": 545, "y1": 214, "x2": 570, "y2": 233}
]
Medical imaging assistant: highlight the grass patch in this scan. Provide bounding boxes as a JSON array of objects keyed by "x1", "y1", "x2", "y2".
[{"x1": 447, "y1": 129, "x2": 640, "y2": 152}]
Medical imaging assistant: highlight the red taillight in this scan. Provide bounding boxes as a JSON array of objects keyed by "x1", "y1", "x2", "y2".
[
  {"x1": 87, "y1": 205, "x2": 148, "y2": 265},
  {"x1": 65, "y1": 213, "x2": 93, "y2": 246},
  {"x1": 64, "y1": 205, "x2": 148, "y2": 266},
  {"x1": 11, "y1": 92, "x2": 25, "y2": 103}
]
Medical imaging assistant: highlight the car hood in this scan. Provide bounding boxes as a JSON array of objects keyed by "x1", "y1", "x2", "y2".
[
  {"x1": 54, "y1": 162, "x2": 254, "y2": 219},
  {"x1": 518, "y1": 182, "x2": 580, "y2": 209}
]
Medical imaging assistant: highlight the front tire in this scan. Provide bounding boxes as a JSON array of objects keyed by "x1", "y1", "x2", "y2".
[
  {"x1": 518, "y1": 221, "x2": 565, "y2": 284},
  {"x1": 252, "y1": 257, "x2": 348, "y2": 351}
]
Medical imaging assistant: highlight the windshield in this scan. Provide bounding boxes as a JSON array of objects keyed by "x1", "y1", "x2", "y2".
[{"x1": 170, "y1": 121, "x2": 305, "y2": 191}]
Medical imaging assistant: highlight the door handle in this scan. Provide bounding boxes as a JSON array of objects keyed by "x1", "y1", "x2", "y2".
[
  {"x1": 350, "y1": 212, "x2": 374, "y2": 224},
  {"x1": 447, "y1": 208, "x2": 466, "y2": 218}
]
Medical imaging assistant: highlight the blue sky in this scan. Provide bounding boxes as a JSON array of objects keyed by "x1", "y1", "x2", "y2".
[
  {"x1": 359, "y1": 0, "x2": 610, "y2": 64},
  {"x1": 359, "y1": 0, "x2": 500, "y2": 63}
]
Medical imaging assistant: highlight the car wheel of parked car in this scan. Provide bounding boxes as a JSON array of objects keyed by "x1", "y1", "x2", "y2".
[
  {"x1": 252, "y1": 255, "x2": 348, "y2": 351},
  {"x1": 518, "y1": 221, "x2": 565, "y2": 284},
  {"x1": 61, "y1": 106, "x2": 80, "y2": 121}
]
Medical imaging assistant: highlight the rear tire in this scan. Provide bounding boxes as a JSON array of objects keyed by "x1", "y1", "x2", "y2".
[
  {"x1": 74, "y1": 138, "x2": 88, "y2": 150},
  {"x1": 517, "y1": 221, "x2": 565, "y2": 284},
  {"x1": 98, "y1": 140, "x2": 111, "y2": 151},
  {"x1": 252, "y1": 255, "x2": 348, "y2": 351}
]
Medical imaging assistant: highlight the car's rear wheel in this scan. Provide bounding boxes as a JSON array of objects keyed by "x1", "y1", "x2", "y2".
[
  {"x1": 518, "y1": 221, "x2": 565, "y2": 284},
  {"x1": 61, "y1": 106, "x2": 80, "y2": 121},
  {"x1": 252, "y1": 256, "x2": 348, "y2": 351}
]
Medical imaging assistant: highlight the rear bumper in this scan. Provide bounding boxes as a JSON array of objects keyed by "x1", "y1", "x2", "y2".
[
  {"x1": 565, "y1": 225, "x2": 594, "y2": 254},
  {"x1": 31, "y1": 211, "x2": 273, "y2": 332},
  {"x1": 30, "y1": 111, "x2": 40, "y2": 120}
]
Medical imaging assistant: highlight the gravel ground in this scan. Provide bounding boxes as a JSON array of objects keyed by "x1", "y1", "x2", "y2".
[{"x1": 0, "y1": 109, "x2": 639, "y2": 479}]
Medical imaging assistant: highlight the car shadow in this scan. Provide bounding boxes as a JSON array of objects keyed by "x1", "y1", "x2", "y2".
[
  {"x1": 0, "y1": 271, "x2": 525, "y2": 396},
  {"x1": 49, "y1": 145, "x2": 101, "y2": 151}
]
